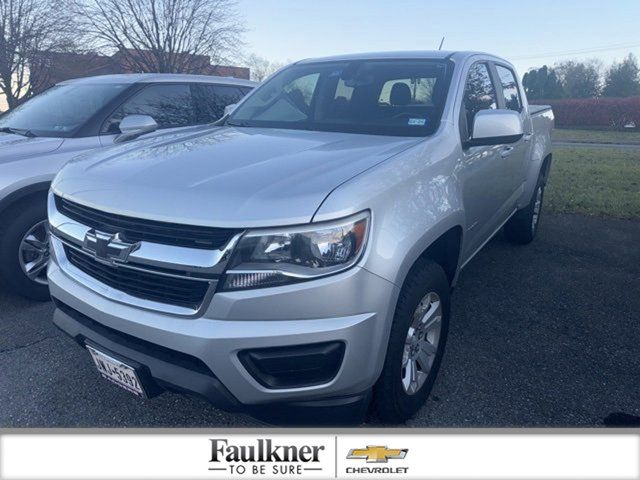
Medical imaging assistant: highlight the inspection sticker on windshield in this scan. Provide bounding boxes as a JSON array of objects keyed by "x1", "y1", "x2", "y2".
[{"x1": 408, "y1": 118, "x2": 427, "y2": 126}]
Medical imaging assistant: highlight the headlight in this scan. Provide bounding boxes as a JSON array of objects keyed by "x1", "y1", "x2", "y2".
[{"x1": 222, "y1": 211, "x2": 370, "y2": 290}]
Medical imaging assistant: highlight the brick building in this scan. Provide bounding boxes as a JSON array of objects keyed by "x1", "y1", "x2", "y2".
[{"x1": 29, "y1": 50, "x2": 250, "y2": 95}]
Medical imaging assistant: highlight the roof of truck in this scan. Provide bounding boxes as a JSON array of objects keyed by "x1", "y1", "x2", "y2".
[
  {"x1": 59, "y1": 73, "x2": 257, "y2": 87},
  {"x1": 296, "y1": 50, "x2": 506, "y2": 64}
]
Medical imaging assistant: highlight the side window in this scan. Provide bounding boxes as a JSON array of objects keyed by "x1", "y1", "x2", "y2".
[
  {"x1": 495, "y1": 65, "x2": 522, "y2": 112},
  {"x1": 283, "y1": 73, "x2": 320, "y2": 110},
  {"x1": 462, "y1": 63, "x2": 497, "y2": 138},
  {"x1": 246, "y1": 72, "x2": 320, "y2": 122},
  {"x1": 334, "y1": 78, "x2": 354, "y2": 102},
  {"x1": 193, "y1": 84, "x2": 246, "y2": 123},
  {"x1": 102, "y1": 83, "x2": 195, "y2": 134}
]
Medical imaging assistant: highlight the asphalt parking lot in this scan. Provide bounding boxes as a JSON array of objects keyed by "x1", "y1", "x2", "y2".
[{"x1": 1, "y1": 212, "x2": 638, "y2": 427}]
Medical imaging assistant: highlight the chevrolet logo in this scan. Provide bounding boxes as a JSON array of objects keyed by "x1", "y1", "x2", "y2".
[
  {"x1": 83, "y1": 229, "x2": 140, "y2": 266},
  {"x1": 347, "y1": 445, "x2": 408, "y2": 463}
]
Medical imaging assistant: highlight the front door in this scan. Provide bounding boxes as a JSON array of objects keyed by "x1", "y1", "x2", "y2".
[
  {"x1": 459, "y1": 62, "x2": 514, "y2": 259},
  {"x1": 99, "y1": 83, "x2": 197, "y2": 146},
  {"x1": 492, "y1": 63, "x2": 530, "y2": 201}
]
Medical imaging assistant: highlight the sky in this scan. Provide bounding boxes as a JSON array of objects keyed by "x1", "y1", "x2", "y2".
[{"x1": 238, "y1": 0, "x2": 640, "y2": 76}]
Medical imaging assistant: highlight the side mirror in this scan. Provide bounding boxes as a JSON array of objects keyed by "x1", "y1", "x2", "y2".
[
  {"x1": 223, "y1": 103, "x2": 238, "y2": 116},
  {"x1": 465, "y1": 110, "x2": 523, "y2": 147},
  {"x1": 115, "y1": 114, "x2": 158, "y2": 143}
]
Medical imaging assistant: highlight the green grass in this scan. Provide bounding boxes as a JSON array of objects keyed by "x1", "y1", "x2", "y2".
[
  {"x1": 553, "y1": 128, "x2": 640, "y2": 145},
  {"x1": 545, "y1": 147, "x2": 640, "y2": 218}
]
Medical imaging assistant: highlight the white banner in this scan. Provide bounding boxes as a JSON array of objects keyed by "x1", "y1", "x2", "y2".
[{"x1": 1, "y1": 432, "x2": 638, "y2": 479}]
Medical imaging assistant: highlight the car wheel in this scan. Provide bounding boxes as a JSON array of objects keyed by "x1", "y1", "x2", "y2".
[
  {"x1": 504, "y1": 171, "x2": 545, "y2": 245},
  {"x1": 0, "y1": 198, "x2": 51, "y2": 301},
  {"x1": 372, "y1": 259, "x2": 450, "y2": 423}
]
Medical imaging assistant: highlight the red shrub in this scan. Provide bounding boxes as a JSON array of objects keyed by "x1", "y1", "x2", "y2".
[{"x1": 530, "y1": 97, "x2": 640, "y2": 129}]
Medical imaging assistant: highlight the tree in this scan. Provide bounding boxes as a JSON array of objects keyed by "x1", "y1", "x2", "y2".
[
  {"x1": 74, "y1": 0, "x2": 245, "y2": 74},
  {"x1": 522, "y1": 65, "x2": 564, "y2": 100},
  {"x1": 0, "y1": 0, "x2": 75, "y2": 109},
  {"x1": 554, "y1": 60, "x2": 601, "y2": 98},
  {"x1": 243, "y1": 53, "x2": 285, "y2": 82},
  {"x1": 602, "y1": 54, "x2": 640, "y2": 97}
]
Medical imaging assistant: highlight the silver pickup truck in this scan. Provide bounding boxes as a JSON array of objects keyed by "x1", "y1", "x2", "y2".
[{"x1": 48, "y1": 51, "x2": 553, "y2": 424}]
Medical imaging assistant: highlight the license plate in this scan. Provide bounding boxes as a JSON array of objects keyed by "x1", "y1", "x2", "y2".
[{"x1": 87, "y1": 346, "x2": 146, "y2": 398}]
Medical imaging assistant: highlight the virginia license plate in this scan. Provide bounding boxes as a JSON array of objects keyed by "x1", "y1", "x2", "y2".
[{"x1": 87, "y1": 346, "x2": 146, "y2": 397}]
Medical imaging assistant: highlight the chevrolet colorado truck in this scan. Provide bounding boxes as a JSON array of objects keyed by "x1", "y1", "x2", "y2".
[{"x1": 48, "y1": 51, "x2": 553, "y2": 424}]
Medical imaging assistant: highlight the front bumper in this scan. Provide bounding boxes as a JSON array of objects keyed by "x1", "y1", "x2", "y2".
[{"x1": 48, "y1": 245, "x2": 399, "y2": 410}]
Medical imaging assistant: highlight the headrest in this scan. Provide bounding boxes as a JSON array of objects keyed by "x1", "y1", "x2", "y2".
[{"x1": 390, "y1": 82, "x2": 412, "y2": 106}]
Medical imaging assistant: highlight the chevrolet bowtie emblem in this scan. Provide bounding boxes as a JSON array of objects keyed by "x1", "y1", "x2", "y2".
[
  {"x1": 347, "y1": 445, "x2": 408, "y2": 463},
  {"x1": 82, "y1": 229, "x2": 140, "y2": 266}
]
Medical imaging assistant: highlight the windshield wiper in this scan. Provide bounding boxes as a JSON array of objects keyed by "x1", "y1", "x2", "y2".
[
  {"x1": 225, "y1": 119, "x2": 250, "y2": 127},
  {"x1": 0, "y1": 126, "x2": 36, "y2": 137}
]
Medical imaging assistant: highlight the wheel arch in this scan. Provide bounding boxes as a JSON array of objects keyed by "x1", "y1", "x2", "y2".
[
  {"x1": 0, "y1": 182, "x2": 51, "y2": 222},
  {"x1": 396, "y1": 222, "x2": 464, "y2": 292},
  {"x1": 416, "y1": 225, "x2": 463, "y2": 286},
  {"x1": 540, "y1": 153, "x2": 552, "y2": 186}
]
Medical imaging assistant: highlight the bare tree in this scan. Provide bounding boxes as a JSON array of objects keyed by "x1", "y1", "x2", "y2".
[
  {"x1": 74, "y1": 0, "x2": 245, "y2": 73},
  {"x1": 0, "y1": 0, "x2": 75, "y2": 109},
  {"x1": 243, "y1": 53, "x2": 285, "y2": 82}
]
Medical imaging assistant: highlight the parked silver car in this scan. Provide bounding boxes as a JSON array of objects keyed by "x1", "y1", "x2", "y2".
[
  {"x1": 0, "y1": 73, "x2": 255, "y2": 300},
  {"x1": 48, "y1": 51, "x2": 553, "y2": 423}
]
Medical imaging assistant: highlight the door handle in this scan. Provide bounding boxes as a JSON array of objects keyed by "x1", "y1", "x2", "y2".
[{"x1": 500, "y1": 146, "x2": 514, "y2": 158}]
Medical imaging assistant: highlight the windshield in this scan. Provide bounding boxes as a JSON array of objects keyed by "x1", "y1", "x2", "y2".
[
  {"x1": 0, "y1": 83, "x2": 128, "y2": 137},
  {"x1": 228, "y1": 59, "x2": 452, "y2": 137}
]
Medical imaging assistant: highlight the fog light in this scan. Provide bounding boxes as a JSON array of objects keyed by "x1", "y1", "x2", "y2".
[{"x1": 238, "y1": 341, "x2": 346, "y2": 389}]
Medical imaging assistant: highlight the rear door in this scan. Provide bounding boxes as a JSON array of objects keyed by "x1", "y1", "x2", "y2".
[{"x1": 192, "y1": 83, "x2": 250, "y2": 123}]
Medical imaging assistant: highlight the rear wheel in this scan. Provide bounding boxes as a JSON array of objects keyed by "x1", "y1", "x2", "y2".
[
  {"x1": 372, "y1": 259, "x2": 450, "y2": 423},
  {"x1": 0, "y1": 198, "x2": 51, "y2": 301},
  {"x1": 504, "y1": 171, "x2": 545, "y2": 245}
]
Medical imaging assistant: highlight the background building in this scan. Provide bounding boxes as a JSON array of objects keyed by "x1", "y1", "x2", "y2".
[
  {"x1": 29, "y1": 50, "x2": 250, "y2": 95},
  {"x1": 0, "y1": 50, "x2": 249, "y2": 111}
]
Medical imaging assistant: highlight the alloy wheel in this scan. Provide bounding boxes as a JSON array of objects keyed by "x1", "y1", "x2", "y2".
[
  {"x1": 18, "y1": 220, "x2": 50, "y2": 285},
  {"x1": 401, "y1": 291, "x2": 442, "y2": 395},
  {"x1": 532, "y1": 186, "x2": 543, "y2": 233}
]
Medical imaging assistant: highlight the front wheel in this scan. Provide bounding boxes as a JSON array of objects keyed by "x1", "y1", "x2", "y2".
[
  {"x1": 372, "y1": 259, "x2": 450, "y2": 423},
  {"x1": 0, "y1": 199, "x2": 51, "y2": 301},
  {"x1": 504, "y1": 172, "x2": 545, "y2": 245}
]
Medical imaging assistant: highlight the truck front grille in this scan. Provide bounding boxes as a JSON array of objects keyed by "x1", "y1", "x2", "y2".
[
  {"x1": 55, "y1": 195, "x2": 240, "y2": 250},
  {"x1": 64, "y1": 246, "x2": 210, "y2": 310}
]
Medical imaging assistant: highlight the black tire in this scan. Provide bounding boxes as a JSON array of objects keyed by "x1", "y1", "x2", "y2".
[
  {"x1": 504, "y1": 171, "x2": 545, "y2": 245},
  {"x1": 0, "y1": 197, "x2": 51, "y2": 301},
  {"x1": 372, "y1": 259, "x2": 450, "y2": 424}
]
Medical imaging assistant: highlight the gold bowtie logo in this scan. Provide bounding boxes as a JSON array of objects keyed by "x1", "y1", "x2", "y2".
[{"x1": 347, "y1": 445, "x2": 408, "y2": 463}]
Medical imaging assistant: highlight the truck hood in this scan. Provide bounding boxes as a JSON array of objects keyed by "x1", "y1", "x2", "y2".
[
  {"x1": 53, "y1": 126, "x2": 419, "y2": 227},
  {"x1": 0, "y1": 132, "x2": 64, "y2": 163}
]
